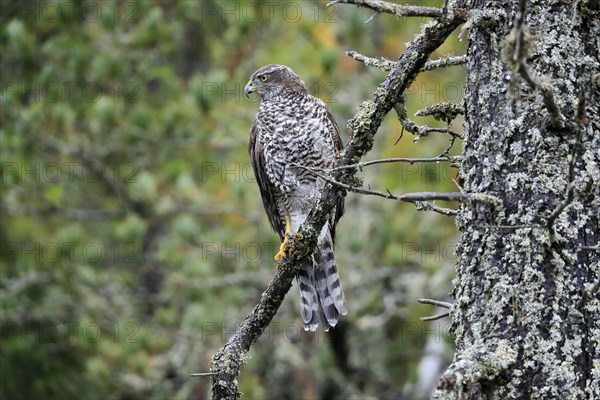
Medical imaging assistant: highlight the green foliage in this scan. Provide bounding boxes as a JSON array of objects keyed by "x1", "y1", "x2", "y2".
[{"x1": 1, "y1": 0, "x2": 465, "y2": 398}]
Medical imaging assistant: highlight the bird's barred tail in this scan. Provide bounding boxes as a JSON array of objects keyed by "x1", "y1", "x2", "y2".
[
  {"x1": 297, "y1": 258, "x2": 323, "y2": 331},
  {"x1": 296, "y1": 226, "x2": 347, "y2": 331}
]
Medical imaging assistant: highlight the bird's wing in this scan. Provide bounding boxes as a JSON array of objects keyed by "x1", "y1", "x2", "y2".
[
  {"x1": 325, "y1": 108, "x2": 345, "y2": 242},
  {"x1": 249, "y1": 120, "x2": 286, "y2": 241}
]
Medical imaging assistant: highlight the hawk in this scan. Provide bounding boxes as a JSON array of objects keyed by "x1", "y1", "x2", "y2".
[{"x1": 244, "y1": 64, "x2": 347, "y2": 331}]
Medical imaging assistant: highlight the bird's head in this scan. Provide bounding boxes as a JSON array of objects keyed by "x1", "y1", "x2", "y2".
[{"x1": 244, "y1": 64, "x2": 307, "y2": 100}]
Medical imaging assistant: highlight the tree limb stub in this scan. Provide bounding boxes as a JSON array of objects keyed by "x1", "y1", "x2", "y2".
[{"x1": 434, "y1": 341, "x2": 519, "y2": 398}]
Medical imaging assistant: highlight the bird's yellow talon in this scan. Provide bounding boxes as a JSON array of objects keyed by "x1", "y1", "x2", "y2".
[
  {"x1": 275, "y1": 218, "x2": 292, "y2": 262},
  {"x1": 275, "y1": 238, "x2": 288, "y2": 261}
]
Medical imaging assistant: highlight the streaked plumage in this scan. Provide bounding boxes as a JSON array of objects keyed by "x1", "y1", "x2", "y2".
[{"x1": 244, "y1": 64, "x2": 347, "y2": 331}]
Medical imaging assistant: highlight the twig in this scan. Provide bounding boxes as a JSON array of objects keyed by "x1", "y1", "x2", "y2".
[
  {"x1": 418, "y1": 298, "x2": 453, "y2": 321},
  {"x1": 414, "y1": 125, "x2": 463, "y2": 141},
  {"x1": 421, "y1": 311, "x2": 451, "y2": 321},
  {"x1": 295, "y1": 163, "x2": 498, "y2": 205},
  {"x1": 410, "y1": 190, "x2": 494, "y2": 208},
  {"x1": 325, "y1": 156, "x2": 460, "y2": 171},
  {"x1": 422, "y1": 55, "x2": 468, "y2": 71},
  {"x1": 442, "y1": 0, "x2": 451, "y2": 14},
  {"x1": 576, "y1": 88, "x2": 588, "y2": 126},
  {"x1": 394, "y1": 126, "x2": 404, "y2": 145},
  {"x1": 505, "y1": 0, "x2": 567, "y2": 129},
  {"x1": 324, "y1": 172, "x2": 395, "y2": 199},
  {"x1": 364, "y1": 11, "x2": 379, "y2": 24},
  {"x1": 400, "y1": 191, "x2": 468, "y2": 202},
  {"x1": 402, "y1": 192, "x2": 466, "y2": 203},
  {"x1": 418, "y1": 298, "x2": 453, "y2": 308},
  {"x1": 475, "y1": 224, "x2": 542, "y2": 229},
  {"x1": 517, "y1": 65, "x2": 566, "y2": 129},
  {"x1": 580, "y1": 244, "x2": 600, "y2": 250},
  {"x1": 438, "y1": 136, "x2": 457, "y2": 158},
  {"x1": 547, "y1": 127, "x2": 581, "y2": 228},
  {"x1": 576, "y1": 279, "x2": 600, "y2": 310},
  {"x1": 414, "y1": 201, "x2": 458, "y2": 216},
  {"x1": 512, "y1": 0, "x2": 527, "y2": 63},
  {"x1": 328, "y1": 0, "x2": 447, "y2": 19}
]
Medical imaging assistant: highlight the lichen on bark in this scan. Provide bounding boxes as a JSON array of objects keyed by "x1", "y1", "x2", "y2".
[{"x1": 434, "y1": 0, "x2": 600, "y2": 398}]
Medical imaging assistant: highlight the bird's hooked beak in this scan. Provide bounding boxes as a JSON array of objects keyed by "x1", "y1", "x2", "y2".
[{"x1": 244, "y1": 80, "x2": 255, "y2": 98}]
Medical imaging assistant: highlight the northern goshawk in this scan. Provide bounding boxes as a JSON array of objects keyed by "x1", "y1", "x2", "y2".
[{"x1": 244, "y1": 64, "x2": 347, "y2": 331}]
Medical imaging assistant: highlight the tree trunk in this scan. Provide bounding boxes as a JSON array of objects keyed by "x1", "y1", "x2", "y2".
[{"x1": 435, "y1": 0, "x2": 599, "y2": 398}]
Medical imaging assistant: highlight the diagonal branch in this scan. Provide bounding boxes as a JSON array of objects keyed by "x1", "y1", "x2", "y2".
[{"x1": 206, "y1": 6, "x2": 468, "y2": 398}]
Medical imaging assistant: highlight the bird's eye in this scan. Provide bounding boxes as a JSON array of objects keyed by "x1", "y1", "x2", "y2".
[{"x1": 259, "y1": 75, "x2": 268, "y2": 82}]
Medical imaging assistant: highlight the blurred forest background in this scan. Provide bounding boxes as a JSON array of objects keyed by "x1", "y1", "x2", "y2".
[{"x1": 1, "y1": 0, "x2": 466, "y2": 398}]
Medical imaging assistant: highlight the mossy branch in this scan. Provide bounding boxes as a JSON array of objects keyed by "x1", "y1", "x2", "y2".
[
  {"x1": 327, "y1": 0, "x2": 456, "y2": 19},
  {"x1": 205, "y1": 5, "x2": 467, "y2": 398}
]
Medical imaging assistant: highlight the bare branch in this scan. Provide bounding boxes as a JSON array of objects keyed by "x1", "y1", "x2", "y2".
[
  {"x1": 438, "y1": 136, "x2": 457, "y2": 158},
  {"x1": 327, "y1": 155, "x2": 460, "y2": 171},
  {"x1": 418, "y1": 298, "x2": 453, "y2": 321},
  {"x1": 547, "y1": 126, "x2": 582, "y2": 228},
  {"x1": 398, "y1": 191, "x2": 464, "y2": 202},
  {"x1": 328, "y1": 0, "x2": 447, "y2": 19},
  {"x1": 414, "y1": 201, "x2": 458, "y2": 216},
  {"x1": 580, "y1": 244, "x2": 600, "y2": 250},
  {"x1": 418, "y1": 298, "x2": 453, "y2": 308},
  {"x1": 401, "y1": 191, "x2": 501, "y2": 205},
  {"x1": 364, "y1": 11, "x2": 379, "y2": 24},
  {"x1": 295, "y1": 163, "x2": 498, "y2": 206},
  {"x1": 475, "y1": 224, "x2": 542, "y2": 229},
  {"x1": 421, "y1": 311, "x2": 451, "y2": 321},
  {"x1": 422, "y1": 55, "x2": 468, "y2": 71},
  {"x1": 304, "y1": 167, "x2": 398, "y2": 200}
]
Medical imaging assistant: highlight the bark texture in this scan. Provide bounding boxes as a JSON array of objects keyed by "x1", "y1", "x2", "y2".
[{"x1": 435, "y1": 0, "x2": 600, "y2": 398}]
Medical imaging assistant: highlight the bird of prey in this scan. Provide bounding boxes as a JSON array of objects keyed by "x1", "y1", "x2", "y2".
[{"x1": 244, "y1": 64, "x2": 347, "y2": 331}]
